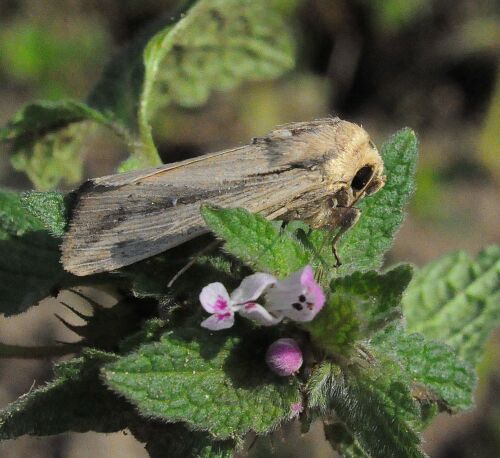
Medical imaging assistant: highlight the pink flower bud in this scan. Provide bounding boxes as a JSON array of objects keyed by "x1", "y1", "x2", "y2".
[{"x1": 266, "y1": 338, "x2": 303, "y2": 376}]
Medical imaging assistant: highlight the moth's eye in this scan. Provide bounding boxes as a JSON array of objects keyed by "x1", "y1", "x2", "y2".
[{"x1": 351, "y1": 165, "x2": 373, "y2": 191}]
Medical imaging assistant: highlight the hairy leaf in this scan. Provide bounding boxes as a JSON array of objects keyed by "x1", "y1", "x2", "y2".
[
  {"x1": 139, "y1": 0, "x2": 295, "y2": 158},
  {"x1": 21, "y1": 191, "x2": 68, "y2": 237},
  {"x1": 102, "y1": 327, "x2": 300, "y2": 439},
  {"x1": 201, "y1": 205, "x2": 309, "y2": 278},
  {"x1": 305, "y1": 265, "x2": 412, "y2": 355},
  {"x1": 0, "y1": 191, "x2": 72, "y2": 315},
  {"x1": 308, "y1": 363, "x2": 425, "y2": 458},
  {"x1": 0, "y1": 351, "x2": 133, "y2": 439},
  {"x1": 371, "y1": 326, "x2": 476, "y2": 412},
  {"x1": 308, "y1": 128, "x2": 419, "y2": 277},
  {"x1": 402, "y1": 245, "x2": 500, "y2": 366},
  {"x1": 0, "y1": 100, "x2": 121, "y2": 190}
]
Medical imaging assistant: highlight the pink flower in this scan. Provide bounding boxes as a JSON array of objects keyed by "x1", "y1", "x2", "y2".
[
  {"x1": 266, "y1": 338, "x2": 303, "y2": 376},
  {"x1": 199, "y1": 282, "x2": 235, "y2": 331},
  {"x1": 199, "y1": 265, "x2": 325, "y2": 330},
  {"x1": 266, "y1": 266, "x2": 325, "y2": 322},
  {"x1": 199, "y1": 273, "x2": 281, "y2": 331}
]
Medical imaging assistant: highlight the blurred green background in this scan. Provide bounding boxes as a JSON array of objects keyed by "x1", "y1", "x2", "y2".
[{"x1": 0, "y1": 0, "x2": 498, "y2": 456}]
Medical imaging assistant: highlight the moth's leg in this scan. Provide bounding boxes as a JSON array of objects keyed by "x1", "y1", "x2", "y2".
[{"x1": 329, "y1": 207, "x2": 361, "y2": 267}]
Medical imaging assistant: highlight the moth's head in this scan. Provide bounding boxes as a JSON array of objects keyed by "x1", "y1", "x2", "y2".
[
  {"x1": 319, "y1": 120, "x2": 386, "y2": 206},
  {"x1": 258, "y1": 118, "x2": 385, "y2": 205}
]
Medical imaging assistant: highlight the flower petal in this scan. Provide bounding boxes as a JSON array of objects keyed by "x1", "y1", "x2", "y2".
[
  {"x1": 265, "y1": 265, "x2": 325, "y2": 321},
  {"x1": 238, "y1": 302, "x2": 283, "y2": 326},
  {"x1": 265, "y1": 272, "x2": 303, "y2": 312},
  {"x1": 281, "y1": 305, "x2": 319, "y2": 322},
  {"x1": 230, "y1": 273, "x2": 277, "y2": 304},
  {"x1": 201, "y1": 313, "x2": 234, "y2": 331},
  {"x1": 199, "y1": 282, "x2": 231, "y2": 313},
  {"x1": 300, "y1": 265, "x2": 325, "y2": 310}
]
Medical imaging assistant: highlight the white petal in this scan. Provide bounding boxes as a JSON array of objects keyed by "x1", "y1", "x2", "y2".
[
  {"x1": 230, "y1": 273, "x2": 277, "y2": 304},
  {"x1": 199, "y1": 282, "x2": 230, "y2": 314},
  {"x1": 282, "y1": 306, "x2": 317, "y2": 322},
  {"x1": 238, "y1": 302, "x2": 283, "y2": 326},
  {"x1": 201, "y1": 313, "x2": 234, "y2": 331},
  {"x1": 265, "y1": 285, "x2": 302, "y2": 311}
]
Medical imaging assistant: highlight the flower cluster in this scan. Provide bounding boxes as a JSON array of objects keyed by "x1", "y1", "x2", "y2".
[{"x1": 199, "y1": 265, "x2": 325, "y2": 331}]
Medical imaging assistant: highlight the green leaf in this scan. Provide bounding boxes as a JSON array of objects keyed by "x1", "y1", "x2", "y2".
[
  {"x1": 402, "y1": 245, "x2": 500, "y2": 366},
  {"x1": 305, "y1": 265, "x2": 412, "y2": 355},
  {"x1": 201, "y1": 205, "x2": 309, "y2": 278},
  {"x1": 0, "y1": 100, "x2": 109, "y2": 143},
  {"x1": 21, "y1": 191, "x2": 68, "y2": 237},
  {"x1": 304, "y1": 294, "x2": 360, "y2": 356},
  {"x1": 102, "y1": 327, "x2": 300, "y2": 439},
  {"x1": 0, "y1": 351, "x2": 133, "y2": 439},
  {"x1": 371, "y1": 326, "x2": 476, "y2": 412},
  {"x1": 326, "y1": 128, "x2": 418, "y2": 276},
  {"x1": 138, "y1": 0, "x2": 295, "y2": 159},
  {"x1": 0, "y1": 190, "x2": 72, "y2": 315},
  {"x1": 308, "y1": 363, "x2": 425, "y2": 458},
  {"x1": 0, "y1": 100, "x2": 120, "y2": 190}
]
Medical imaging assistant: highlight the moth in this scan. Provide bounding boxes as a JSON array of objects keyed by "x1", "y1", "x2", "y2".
[{"x1": 62, "y1": 118, "x2": 386, "y2": 276}]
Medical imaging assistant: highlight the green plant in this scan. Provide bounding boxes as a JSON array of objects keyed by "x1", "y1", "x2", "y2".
[{"x1": 0, "y1": 1, "x2": 498, "y2": 457}]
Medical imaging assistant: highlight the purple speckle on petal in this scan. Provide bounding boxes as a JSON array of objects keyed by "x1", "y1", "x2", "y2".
[
  {"x1": 244, "y1": 302, "x2": 256, "y2": 310},
  {"x1": 216, "y1": 312, "x2": 232, "y2": 321},
  {"x1": 266, "y1": 338, "x2": 303, "y2": 376},
  {"x1": 214, "y1": 296, "x2": 229, "y2": 311}
]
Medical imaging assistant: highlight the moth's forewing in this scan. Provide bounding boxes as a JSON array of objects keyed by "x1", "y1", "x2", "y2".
[
  {"x1": 62, "y1": 147, "x2": 321, "y2": 275},
  {"x1": 62, "y1": 118, "x2": 384, "y2": 276}
]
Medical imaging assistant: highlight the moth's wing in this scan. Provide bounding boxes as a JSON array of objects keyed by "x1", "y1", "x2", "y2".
[{"x1": 62, "y1": 146, "x2": 320, "y2": 276}]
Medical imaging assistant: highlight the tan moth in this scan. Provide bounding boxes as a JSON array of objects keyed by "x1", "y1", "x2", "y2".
[{"x1": 62, "y1": 118, "x2": 386, "y2": 276}]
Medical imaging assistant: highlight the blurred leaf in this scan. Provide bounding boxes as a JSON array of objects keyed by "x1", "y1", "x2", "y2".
[
  {"x1": 0, "y1": 191, "x2": 72, "y2": 315},
  {"x1": 305, "y1": 265, "x2": 412, "y2": 355},
  {"x1": 103, "y1": 327, "x2": 300, "y2": 439},
  {"x1": 0, "y1": 100, "x2": 127, "y2": 189},
  {"x1": 478, "y1": 69, "x2": 500, "y2": 180},
  {"x1": 201, "y1": 205, "x2": 309, "y2": 278},
  {"x1": 139, "y1": 0, "x2": 296, "y2": 159},
  {"x1": 372, "y1": 325, "x2": 476, "y2": 412},
  {"x1": 308, "y1": 363, "x2": 424, "y2": 458},
  {"x1": 0, "y1": 16, "x2": 109, "y2": 99},
  {"x1": 402, "y1": 245, "x2": 500, "y2": 367},
  {"x1": 0, "y1": 351, "x2": 132, "y2": 439},
  {"x1": 411, "y1": 165, "x2": 443, "y2": 219},
  {"x1": 21, "y1": 191, "x2": 67, "y2": 237},
  {"x1": 0, "y1": 100, "x2": 109, "y2": 142},
  {"x1": 369, "y1": 0, "x2": 431, "y2": 32}
]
